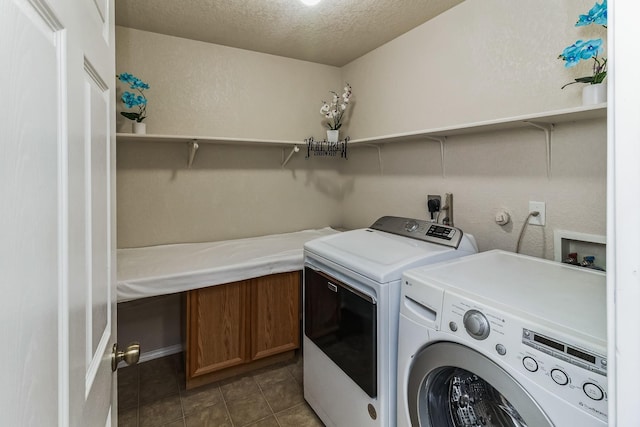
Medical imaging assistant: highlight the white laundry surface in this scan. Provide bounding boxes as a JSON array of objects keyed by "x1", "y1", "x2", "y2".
[{"x1": 117, "y1": 227, "x2": 339, "y2": 302}]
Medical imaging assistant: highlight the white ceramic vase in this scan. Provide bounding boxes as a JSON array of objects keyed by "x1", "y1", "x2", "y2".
[
  {"x1": 327, "y1": 129, "x2": 339, "y2": 143},
  {"x1": 133, "y1": 121, "x2": 146, "y2": 134},
  {"x1": 582, "y1": 82, "x2": 607, "y2": 106}
]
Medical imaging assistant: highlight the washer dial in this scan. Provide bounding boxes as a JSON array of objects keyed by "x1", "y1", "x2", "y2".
[{"x1": 463, "y1": 309, "x2": 490, "y2": 340}]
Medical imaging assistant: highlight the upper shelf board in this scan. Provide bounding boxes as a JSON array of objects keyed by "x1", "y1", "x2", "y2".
[
  {"x1": 348, "y1": 103, "x2": 606, "y2": 145},
  {"x1": 116, "y1": 104, "x2": 606, "y2": 148},
  {"x1": 115, "y1": 133, "x2": 300, "y2": 147}
]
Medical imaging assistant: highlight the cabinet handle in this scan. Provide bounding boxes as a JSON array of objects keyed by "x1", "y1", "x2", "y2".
[{"x1": 327, "y1": 282, "x2": 338, "y2": 292}]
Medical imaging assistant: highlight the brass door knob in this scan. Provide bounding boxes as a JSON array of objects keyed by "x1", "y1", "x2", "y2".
[{"x1": 111, "y1": 342, "x2": 140, "y2": 371}]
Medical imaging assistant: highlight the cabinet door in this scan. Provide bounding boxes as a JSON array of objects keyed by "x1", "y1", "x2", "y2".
[
  {"x1": 186, "y1": 281, "x2": 250, "y2": 378},
  {"x1": 250, "y1": 272, "x2": 301, "y2": 360}
]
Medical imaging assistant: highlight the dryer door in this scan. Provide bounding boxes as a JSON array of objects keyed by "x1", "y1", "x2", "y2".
[{"x1": 407, "y1": 342, "x2": 553, "y2": 427}]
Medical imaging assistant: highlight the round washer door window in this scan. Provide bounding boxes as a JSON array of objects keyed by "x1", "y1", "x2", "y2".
[{"x1": 407, "y1": 342, "x2": 553, "y2": 427}]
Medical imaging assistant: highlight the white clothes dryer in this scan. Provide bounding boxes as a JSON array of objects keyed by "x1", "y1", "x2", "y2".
[
  {"x1": 397, "y1": 250, "x2": 607, "y2": 427},
  {"x1": 303, "y1": 216, "x2": 477, "y2": 427}
]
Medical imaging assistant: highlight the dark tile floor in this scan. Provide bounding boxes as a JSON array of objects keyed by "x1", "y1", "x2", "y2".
[{"x1": 118, "y1": 352, "x2": 324, "y2": 427}]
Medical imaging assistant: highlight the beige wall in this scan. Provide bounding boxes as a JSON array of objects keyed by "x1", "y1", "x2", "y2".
[
  {"x1": 341, "y1": 0, "x2": 606, "y2": 139},
  {"x1": 116, "y1": 26, "x2": 342, "y2": 140},
  {"x1": 338, "y1": 0, "x2": 607, "y2": 261},
  {"x1": 340, "y1": 120, "x2": 607, "y2": 260},
  {"x1": 116, "y1": 27, "x2": 344, "y2": 247},
  {"x1": 117, "y1": 294, "x2": 183, "y2": 360},
  {"x1": 117, "y1": 0, "x2": 607, "y2": 263},
  {"x1": 116, "y1": 0, "x2": 608, "y2": 355},
  {"x1": 117, "y1": 140, "x2": 344, "y2": 247}
]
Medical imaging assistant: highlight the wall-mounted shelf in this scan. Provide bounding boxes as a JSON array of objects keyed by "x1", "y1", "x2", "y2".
[
  {"x1": 348, "y1": 103, "x2": 606, "y2": 177},
  {"x1": 348, "y1": 104, "x2": 605, "y2": 144},
  {"x1": 116, "y1": 133, "x2": 300, "y2": 168},
  {"x1": 116, "y1": 104, "x2": 606, "y2": 170},
  {"x1": 116, "y1": 133, "x2": 300, "y2": 146}
]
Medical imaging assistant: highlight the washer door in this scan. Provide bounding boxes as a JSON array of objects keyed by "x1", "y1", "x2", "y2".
[{"x1": 407, "y1": 342, "x2": 554, "y2": 427}]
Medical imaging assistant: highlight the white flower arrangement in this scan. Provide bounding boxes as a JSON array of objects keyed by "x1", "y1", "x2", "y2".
[{"x1": 320, "y1": 83, "x2": 352, "y2": 130}]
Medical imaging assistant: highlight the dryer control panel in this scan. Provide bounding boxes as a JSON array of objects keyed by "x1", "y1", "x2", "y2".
[{"x1": 370, "y1": 216, "x2": 463, "y2": 248}]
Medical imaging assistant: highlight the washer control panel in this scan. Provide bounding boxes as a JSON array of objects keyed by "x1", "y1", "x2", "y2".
[
  {"x1": 437, "y1": 292, "x2": 608, "y2": 424},
  {"x1": 522, "y1": 329, "x2": 607, "y2": 376},
  {"x1": 369, "y1": 216, "x2": 462, "y2": 248}
]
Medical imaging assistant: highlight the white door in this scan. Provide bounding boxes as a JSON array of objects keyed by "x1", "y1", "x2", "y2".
[
  {"x1": 0, "y1": 0, "x2": 117, "y2": 425},
  {"x1": 609, "y1": 3, "x2": 640, "y2": 427}
]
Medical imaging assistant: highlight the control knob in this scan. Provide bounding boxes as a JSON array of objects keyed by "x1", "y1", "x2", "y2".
[
  {"x1": 463, "y1": 309, "x2": 490, "y2": 340},
  {"x1": 404, "y1": 220, "x2": 419, "y2": 232}
]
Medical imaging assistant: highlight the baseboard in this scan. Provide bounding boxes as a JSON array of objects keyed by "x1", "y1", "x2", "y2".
[{"x1": 138, "y1": 344, "x2": 184, "y2": 363}]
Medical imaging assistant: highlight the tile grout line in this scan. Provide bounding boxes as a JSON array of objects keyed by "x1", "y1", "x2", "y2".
[
  {"x1": 219, "y1": 382, "x2": 236, "y2": 427},
  {"x1": 129, "y1": 353, "x2": 315, "y2": 427},
  {"x1": 175, "y1": 356, "x2": 187, "y2": 427},
  {"x1": 255, "y1": 361, "x2": 303, "y2": 427},
  {"x1": 254, "y1": 376, "x2": 281, "y2": 427}
]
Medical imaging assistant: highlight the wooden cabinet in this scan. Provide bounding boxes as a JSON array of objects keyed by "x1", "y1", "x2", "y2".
[
  {"x1": 186, "y1": 280, "x2": 250, "y2": 379},
  {"x1": 250, "y1": 272, "x2": 301, "y2": 360},
  {"x1": 185, "y1": 271, "x2": 300, "y2": 389}
]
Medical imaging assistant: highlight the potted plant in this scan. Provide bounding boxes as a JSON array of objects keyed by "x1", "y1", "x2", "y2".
[
  {"x1": 117, "y1": 72, "x2": 149, "y2": 133},
  {"x1": 558, "y1": 0, "x2": 607, "y2": 105},
  {"x1": 320, "y1": 83, "x2": 352, "y2": 142}
]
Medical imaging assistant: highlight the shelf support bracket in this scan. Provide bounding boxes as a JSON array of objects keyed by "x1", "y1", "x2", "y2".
[
  {"x1": 524, "y1": 121, "x2": 554, "y2": 179},
  {"x1": 424, "y1": 136, "x2": 447, "y2": 178},
  {"x1": 360, "y1": 143, "x2": 383, "y2": 174},
  {"x1": 281, "y1": 145, "x2": 300, "y2": 168},
  {"x1": 187, "y1": 140, "x2": 199, "y2": 168}
]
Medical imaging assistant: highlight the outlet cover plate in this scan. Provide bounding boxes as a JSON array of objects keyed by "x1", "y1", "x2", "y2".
[
  {"x1": 427, "y1": 195, "x2": 441, "y2": 206},
  {"x1": 529, "y1": 201, "x2": 546, "y2": 226}
]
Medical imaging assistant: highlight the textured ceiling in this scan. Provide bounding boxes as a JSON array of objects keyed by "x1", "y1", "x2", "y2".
[{"x1": 115, "y1": 0, "x2": 464, "y2": 67}]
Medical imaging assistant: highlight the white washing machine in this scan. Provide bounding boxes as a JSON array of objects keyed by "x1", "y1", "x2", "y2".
[
  {"x1": 303, "y1": 216, "x2": 477, "y2": 427},
  {"x1": 397, "y1": 250, "x2": 607, "y2": 427}
]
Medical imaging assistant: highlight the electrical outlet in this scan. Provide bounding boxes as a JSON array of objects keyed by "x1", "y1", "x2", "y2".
[
  {"x1": 426, "y1": 195, "x2": 441, "y2": 220},
  {"x1": 528, "y1": 201, "x2": 546, "y2": 226}
]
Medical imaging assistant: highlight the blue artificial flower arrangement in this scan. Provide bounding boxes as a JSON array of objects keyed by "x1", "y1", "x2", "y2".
[
  {"x1": 558, "y1": 0, "x2": 607, "y2": 89},
  {"x1": 117, "y1": 73, "x2": 149, "y2": 122}
]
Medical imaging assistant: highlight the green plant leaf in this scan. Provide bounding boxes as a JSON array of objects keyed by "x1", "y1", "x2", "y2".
[
  {"x1": 592, "y1": 72, "x2": 607, "y2": 84},
  {"x1": 120, "y1": 112, "x2": 140, "y2": 121},
  {"x1": 561, "y1": 76, "x2": 597, "y2": 89}
]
